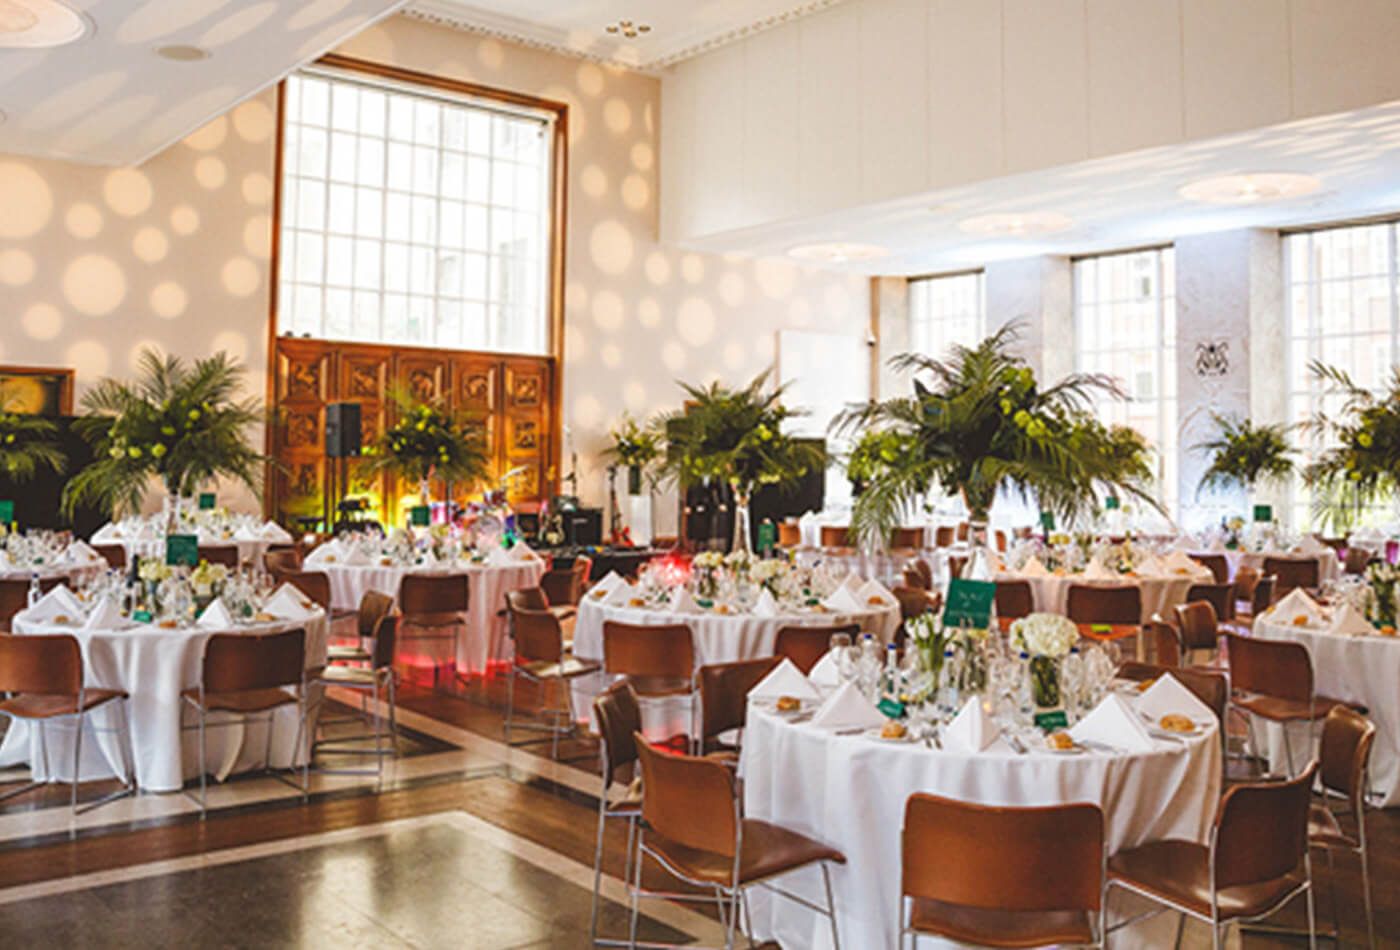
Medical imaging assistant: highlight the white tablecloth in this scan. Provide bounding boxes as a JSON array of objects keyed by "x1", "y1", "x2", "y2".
[
  {"x1": 997, "y1": 568, "x2": 1212, "y2": 624},
  {"x1": 1223, "y1": 550, "x2": 1341, "y2": 585},
  {"x1": 92, "y1": 520, "x2": 294, "y2": 567},
  {"x1": 0, "y1": 609, "x2": 328, "y2": 793},
  {"x1": 740, "y1": 703, "x2": 1220, "y2": 948},
  {"x1": 318, "y1": 561, "x2": 545, "y2": 675},
  {"x1": 1253, "y1": 617, "x2": 1400, "y2": 805}
]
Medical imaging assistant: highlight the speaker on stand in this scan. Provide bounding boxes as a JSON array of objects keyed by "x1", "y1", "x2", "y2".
[{"x1": 324, "y1": 402, "x2": 362, "y2": 533}]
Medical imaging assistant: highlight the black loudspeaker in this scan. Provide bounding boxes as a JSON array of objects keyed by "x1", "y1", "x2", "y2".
[
  {"x1": 325, "y1": 402, "x2": 362, "y2": 458},
  {"x1": 565, "y1": 507, "x2": 603, "y2": 546},
  {"x1": 752, "y1": 438, "x2": 826, "y2": 526}
]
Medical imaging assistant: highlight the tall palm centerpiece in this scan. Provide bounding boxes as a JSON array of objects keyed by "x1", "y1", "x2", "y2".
[
  {"x1": 359, "y1": 389, "x2": 490, "y2": 514},
  {"x1": 1194, "y1": 413, "x2": 1294, "y2": 511},
  {"x1": 661, "y1": 371, "x2": 825, "y2": 553},
  {"x1": 604, "y1": 412, "x2": 663, "y2": 495},
  {"x1": 62, "y1": 350, "x2": 265, "y2": 521},
  {"x1": 0, "y1": 389, "x2": 65, "y2": 484},
  {"x1": 1302, "y1": 362, "x2": 1400, "y2": 533},
  {"x1": 837, "y1": 325, "x2": 1158, "y2": 557}
]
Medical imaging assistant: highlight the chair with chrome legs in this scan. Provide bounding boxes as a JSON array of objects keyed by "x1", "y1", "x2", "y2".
[
  {"x1": 313, "y1": 615, "x2": 401, "y2": 778},
  {"x1": 1106, "y1": 764, "x2": 1319, "y2": 950},
  {"x1": 503, "y1": 589, "x2": 598, "y2": 758},
  {"x1": 589, "y1": 682, "x2": 645, "y2": 947},
  {"x1": 602, "y1": 621, "x2": 696, "y2": 747},
  {"x1": 325, "y1": 589, "x2": 395, "y2": 667},
  {"x1": 181, "y1": 629, "x2": 310, "y2": 814},
  {"x1": 0, "y1": 634, "x2": 135, "y2": 816},
  {"x1": 901, "y1": 794, "x2": 1106, "y2": 948},
  {"x1": 1066, "y1": 583, "x2": 1143, "y2": 658},
  {"x1": 1308, "y1": 706, "x2": 1378, "y2": 948},
  {"x1": 696, "y1": 656, "x2": 780, "y2": 762},
  {"x1": 631, "y1": 734, "x2": 846, "y2": 950},
  {"x1": 398, "y1": 574, "x2": 468, "y2": 687},
  {"x1": 774, "y1": 623, "x2": 858, "y2": 675}
]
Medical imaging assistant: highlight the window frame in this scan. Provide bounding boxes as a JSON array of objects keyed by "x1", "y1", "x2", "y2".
[{"x1": 907, "y1": 268, "x2": 986, "y2": 361}]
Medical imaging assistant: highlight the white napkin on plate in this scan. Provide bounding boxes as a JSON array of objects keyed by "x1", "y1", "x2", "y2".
[
  {"x1": 90, "y1": 523, "x2": 120, "y2": 543},
  {"x1": 856, "y1": 578, "x2": 895, "y2": 609},
  {"x1": 260, "y1": 521, "x2": 293, "y2": 542},
  {"x1": 588, "y1": 571, "x2": 624, "y2": 601},
  {"x1": 1019, "y1": 556, "x2": 1048, "y2": 577},
  {"x1": 342, "y1": 546, "x2": 372, "y2": 566},
  {"x1": 1330, "y1": 602, "x2": 1373, "y2": 637},
  {"x1": 234, "y1": 525, "x2": 262, "y2": 542},
  {"x1": 25, "y1": 585, "x2": 85, "y2": 624},
  {"x1": 669, "y1": 586, "x2": 702, "y2": 614},
  {"x1": 750, "y1": 657, "x2": 821, "y2": 702},
  {"x1": 945, "y1": 696, "x2": 999, "y2": 752},
  {"x1": 840, "y1": 573, "x2": 863, "y2": 594},
  {"x1": 65, "y1": 540, "x2": 103, "y2": 565},
  {"x1": 1135, "y1": 555, "x2": 1163, "y2": 576},
  {"x1": 1269, "y1": 588, "x2": 1323, "y2": 626},
  {"x1": 304, "y1": 541, "x2": 342, "y2": 566},
  {"x1": 809, "y1": 681, "x2": 885, "y2": 731},
  {"x1": 1082, "y1": 559, "x2": 1115, "y2": 581},
  {"x1": 603, "y1": 581, "x2": 637, "y2": 607},
  {"x1": 418, "y1": 547, "x2": 438, "y2": 567},
  {"x1": 264, "y1": 584, "x2": 318, "y2": 620},
  {"x1": 1162, "y1": 550, "x2": 1202, "y2": 575},
  {"x1": 198, "y1": 597, "x2": 235, "y2": 629},
  {"x1": 752, "y1": 588, "x2": 779, "y2": 617},
  {"x1": 1135, "y1": 672, "x2": 1215, "y2": 724},
  {"x1": 1069, "y1": 693, "x2": 1155, "y2": 752},
  {"x1": 809, "y1": 649, "x2": 841, "y2": 688},
  {"x1": 822, "y1": 586, "x2": 863, "y2": 613},
  {"x1": 84, "y1": 595, "x2": 128, "y2": 630}
]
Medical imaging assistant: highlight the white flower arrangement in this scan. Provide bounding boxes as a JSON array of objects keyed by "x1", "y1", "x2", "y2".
[
  {"x1": 693, "y1": 551, "x2": 725, "y2": 570},
  {"x1": 190, "y1": 561, "x2": 229, "y2": 596},
  {"x1": 723, "y1": 549, "x2": 753, "y2": 571},
  {"x1": 137, "y1": 557, "x2": 174, "y2": 584},
  {"x1": 750, "y1": 558, "x2": 788, "y2": 584},
  {"x1": 1008, "y1": 612, "x2": 1078, "y2": 658}
]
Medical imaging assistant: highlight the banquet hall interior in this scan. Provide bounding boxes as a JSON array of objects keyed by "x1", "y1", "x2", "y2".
[{"x1": 2, "y1": 0, "x2": 1400, "y2": 947}]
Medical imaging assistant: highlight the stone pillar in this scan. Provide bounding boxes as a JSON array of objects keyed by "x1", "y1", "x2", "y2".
[
  {"x1": 985, "y1": 256, "x2": 1073, "y2": 380},
  {"x1": 872, "y1": 275, "x2": 909, "y2": 399}
]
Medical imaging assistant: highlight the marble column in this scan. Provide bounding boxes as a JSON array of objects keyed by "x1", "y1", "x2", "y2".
[
  {"x1": 872, "y1": 275, "x2": 910, "y2": 399},
  {"x1": 985, "y1": 255, "x2": 1074, "y2": 380}
]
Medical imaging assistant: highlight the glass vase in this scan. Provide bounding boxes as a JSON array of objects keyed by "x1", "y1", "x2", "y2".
[
  {"x1": 1029, "y1": 654, "x2": 1061, "y2": 709},
  {"x1": 732, "y1": 489, "x2": 753, "y2": 555},
  {"x1": 962, "y1": 519, "x2": 998, "y2": 582}
]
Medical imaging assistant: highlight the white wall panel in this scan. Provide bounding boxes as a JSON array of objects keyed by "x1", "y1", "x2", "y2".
[
  {"x1": 1181, "y1": 0, "x2": 1290, "y2": 140},
  {"x1": 798, "y1": 3, "x2": 863, "y2": 214},
  {"x1": 1087, "y1": 0, "x2": 1184, "y2": 156},
  {"x1": 689, "y1": 42, "x2": 748, "y2": 234},
  {"x1": 743, "y1": 25, "x2": 801, "y2": 224},
  {"x1": 858, "y1": 0, "x2": 929, "y2": 202},
  {"x1": 928, "y1": 0, "x2": 1005, "y2": 187},
  {"x1": 1291, "y1": 0, "x2": 1400, "y2": 119},
  {"x1": 1002, "y1": 0, "x2": 1089, "y2": 173}
]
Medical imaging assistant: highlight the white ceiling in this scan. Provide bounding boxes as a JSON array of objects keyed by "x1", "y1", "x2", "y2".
[
  {"x1": 678, "y1": 100, "x2": 1400, "y2": 275},
  {"x1": 0, "y1": 0, "x2": 408, "y2": 167},
  {"x1": 406, "y1": 0, "x2": 845, "y2": 70}
]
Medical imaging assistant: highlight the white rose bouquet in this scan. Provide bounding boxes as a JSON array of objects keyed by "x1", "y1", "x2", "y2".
[
  {"x1": 138, "y1": 557, "x2": 174, "y2": 584},
  {"x1": 190, "y1": 561, "x2": 229, "y2": 597},
  {"x1": 693, "y1": 551, "x2": 724, "y2": 570},
  {"x1": 1008, "y1": 612, "x2": 1078, "y2": 658},
  {"x1": 750, "y1": 558, "x2": 789, "y2": 595}
]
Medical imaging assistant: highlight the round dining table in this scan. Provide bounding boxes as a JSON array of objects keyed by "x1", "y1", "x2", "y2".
[
  {"x1": 0, "y1": 607, "x2": 328, "y2": 793},
  {"x1": 996, "y1": 566, "x2": 1213, "y2": 624},
  {"x1": 1224, "y1": 549, "x2": 1341, "y2": 585},
  {"x1": 740, "y1": 700, "x2": 1220, "y2": 949},
  {"x1": 92, "y1": 520, "x2": 295, "y2": 567}
]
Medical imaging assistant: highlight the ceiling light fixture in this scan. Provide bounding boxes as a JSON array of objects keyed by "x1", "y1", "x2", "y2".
[
  {"x1": 1178, "y1": 172, "x2": 1321, "y2": 205},
  {"x1": 605, "y1": 19, "x2": 651, "y2": 39},
  {"x1": 957, "y1": 212, "x2": 1074, "y2": 237},
  {"x1": 156, "y1": 44, "x2": 211, "y2": 62},
  {"x1": 0, "y1": 0, "x2": 88, "y2": 48},
  {"x1": 787, "y1": 242, "x2": 889, "y2": 265}
]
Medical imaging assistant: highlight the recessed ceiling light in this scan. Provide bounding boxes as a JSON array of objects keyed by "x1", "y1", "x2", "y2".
[
  {"x1": 1178, "y1": 172, "x2": 1321, "y2": 205},
  {"x1": 605, "y1": 19, "x2": 651, "y2": 39},
  {"x1": 0, "y1": 0, "x2": 88, "y2": 49},
  {"x1": 787, "y1": 242, "x2": 889, "y2": 264},
  {"x1": 156, "y1": 44, "x2": 211, "y2": 62},
  {"x1": 957, "y1": 212, "x2": 1074, "y2": 237}
]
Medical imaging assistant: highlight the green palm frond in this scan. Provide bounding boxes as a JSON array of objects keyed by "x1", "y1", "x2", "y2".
[
  {"x1": 0, "y1": 409, "x2": 66, "y2": 484},
  {"x1": 1194, "y1": 413, "x2": 1294, "y2": 496},
  {"x1": 359, "y1": 386, "x2": 490, "y2": 488},
  {"x1": 1302, "y1": 361, "x2": 1400, "y2": 533}
]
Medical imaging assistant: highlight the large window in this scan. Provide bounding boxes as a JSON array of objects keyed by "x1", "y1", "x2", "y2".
[
  {"x1": 1285, "y1": 220, "x2": 1400, "y2": 529},
  {"x1": 277, "y1": 66, "x2": 556, "y2": 354},
  {"x1": 1073, "y1": 248, "x2": 1178, "y2": 516},
  {"x1": 909, "y1": 271, "x2": 984, "y2": 359}
]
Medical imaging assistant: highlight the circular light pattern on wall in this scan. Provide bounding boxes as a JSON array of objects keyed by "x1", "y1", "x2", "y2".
[
  {"x1": 661, "y1": 341, "x2": 687, "y2": 372},
  {"x1": 956, "y1": 212, "x2": 1073, "y2": 237},
  {"x1": 622, "y1": 381, "x2": 646, "y2": 411},
  {"x1": 183, "y1": 115, "x2": 228, "y2": 151},
  {"x1": 637, "y1": 297, "x2": 661, "y2": 328},
  {"x1": 0, "y1": 162, "x2": 52, "y2": 238},
  {"x1": 150, "y1": 281, "x2": 187, "y2": 318},
  {"x1": 643, "y1": 251, "x2": 670, "y2": 286},
  {"x1": 104, "y1": 168, "x2": 154, "y2": 218},
  {"x1": 591, "y1": 289, "x2": 624, "y2": 331},
  {"x1": 241, "y1": 172, "x2": 273, "y2": 206},
  {"x1": 676, "y1": 298, "x2": 715, "y2": 346},
  {"x1": 680, "y1": 254, "x2": 704, "y2": 284},
  {"x1": 243, "y1": 214, "x2": 271, "y2": 258},
  {"x1": 132, "y1": 226, "x2": 169, "y2": 262},
  {"x1": 0, "y1": 0, "x2": 90, "y2": 48},
  {"x1": 170, "y1": 204, "x2": 200, "y2": 235},
  {"x1": 576, "y1": 63, "x2": 604, "y2": 97},
  {"x1": 589, "y1": 220, "x2": 633, "y2": 276},
  {"x1": 21, "y1": 302, "x2": 62, "y2": 340},
  {"x1": 600, "y1": 343, "x2": 622, "y2": 368},
  {"x1": 0, "y1": 249, "x2": 35, "y2": 286},
  {"x1": 232, "y1": 99, "x2": 274, "y2": 143},
  {"x1": 210, "y1": 330, "x2": 248, "y2": 361},
  {"x1": 788, "y1": 242, "x2": 889, "y2": 263},
  {"x1": 621, "y1": 174, "x2": 649, "y2": 211},
  {"x1": 65, "y1": 202, "x2": 102, "y2": 238},
  {"x1": 63, "y1": 254, "x2": 126, "y2": 315},
  {"x1": 630, "y1": 142, "x2": 654, "y2": 172},
  {"x1": 603, "y1": 98, "x2": 631, "y2": 135},
  {"x1": 65, "y1": 339, "x2": 109, "y2": 380},
  {"x1": 580, "y1": 164, "x2": 607, "y2": 198},
  {"x1": 718, "y1": 272, "x2": 746, "y2": 307},
  {"x1": 195, "y1": 156, "x2": 227, "y2": 189},
  {"x1": 1178, "y1": 172, "x2": 1322, "y2": 205},
  {"x1": 221, "y1": 256, "x2": 260, "y2": 296},
  {"x1": 477, "y1": 37, "x2": 504, "y2": 69}
]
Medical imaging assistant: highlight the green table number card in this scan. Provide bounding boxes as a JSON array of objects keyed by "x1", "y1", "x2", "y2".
[
  {"x1": 943, "y1": 577, "x2": 996, "y2": 630},
  {"x1": 198, "y1": 492, "x2": 216, "y2": 510},
  {"x1": 1253, "y1": 504, "x2": 1273, "y2": 522},
  {"x1": 0, "y1": 500, "x2": 13, "y2": 526},
  {"x1": 757, "y1": 522, "x2": 776, "y2": 554},
  {"x1": 165, "y1": 534, "x2": 199, "y2": 567},
  {"x1": 1034, "y1": 709, "x2": 1069, "y2": 731},
  {"x1": 1039, "y1": 511, "x2": 1055, "y2": 531},
  {"x1": 409, "y1": 505, "x2": 431, "y2": 527},
  {"x1": 1104, "y1": 495, "x2": 1120, "y2": 510}
]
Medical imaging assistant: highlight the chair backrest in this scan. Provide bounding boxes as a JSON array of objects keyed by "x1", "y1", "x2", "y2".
[
  {"x1": 1343, "y1": 546, "x2": 1372, "y2": 575},
  {"x1": 1065, "y1": 584, "x2": 1141, "y2": 627},
  {"x1": 892, "y1": 586, "x2": 931, "y2": 622},
  {"x1": 635, "y1": 735, "x2": 738, "y2": 858},
  {"x1": 1189, "y1": 553, "x2": 1230, "y2": 584},
  {"x1": 1232, "y1": 564, "x2": 1260, "y2": 603},
  {"x1": 1213, "y1": 764, "x2": 1317, "y2": 890},
  {"x1": 1173, "y1": 600, "x2": 1220, "y2": 652},
  {"x1": 198, "y1": 546, "x2": 240, "y2": 568},
  {"x1": 1146, "y1": 617, "x2": 1182, "y2": 667},
  {"x1": 947, "y1": 555, "x2": 967, "y2": 580},
  {"x1": 285, "y1": 571, "x2": 332, "y2": 611},
  {"x1": 1224, "y1": 631, "x2": 1312, "y2": 703},
  {"x1": 995, "y1": 580, "x2": 1034, "y2": 621},
  {"x1": 934, "y1": 525, "x2": 955, "y2": 548},
  {"x1": 93, "y1": 544, "x2": 126, "y2": 570},
  {"x1": 1184, "y1": 583, "x2": 1233, "y2": 622},
  {"x1": 399, "y1": 573, "x2": 469, "y2": 615},
  {"x1": 592, "y1": 681, "x2": 642, "y2": 788},
  {"x1": 602, "y1": 621, "x2": 694, "y2": 679},
  {"x1": 777, "y1": 522, "x2": 802, "y2": 548},
  {"x1": 890, "y1": 527, "x2": 924, "y2": 550},
  {"x1": 819, "y1": 525, "x2": 850, "y2": 548},
  {"x1": 1253, "y1": 575, "x2": 1275, "y2": 613},
  {"x1": 1319, "y1": 705, "x2": 1376, "y2": 816},
  {"x1": 1263, "y1": 556, "x2": 1320, "y2": 595},
  {"x1": 775, "y1": 623, "x2": 857, "y2": 674},
  {"x1": 370, "y1": 614, "x2": 398, "y2": 669},
  {"x1": 1172, "y1": 667, "x2": 1229, "y2": 728},
  {"x1": 506, "y1": 587, "x2": 550, "y2": 612},
  {"x1": 912, "y1": 558, "x2": 933, "y2": 590},
  {"x1": 0, "y1": 577, "x2": 62, "y2": 633},
  {"x1": 264, "y1": 547, "x2": 302, "y2": 577},
  {"x1": 902, "y1": 794, "x2": 1103, "y2": 913},
  {"x1": 509, "y1": 601, "x2": 564, "y2": 664},
  {"x1": 699, "y1": 657, "x2": 781, "y2": 743},
  {"x1": 0, "y1": 633, "x2": 82, "y2": 695},
  {"x1": 357, "y1": 589, "x2": 395, "y2": 639},
  {"x1": 201, "y1": 629, "x2": 305, "y2": 693},
  {"x1": 956, "y1": 522, "x2": 969, "y2": 542}
]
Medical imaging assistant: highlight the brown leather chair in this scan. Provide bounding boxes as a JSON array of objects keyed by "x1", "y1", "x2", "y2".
[
  {"x1": 198, "y1": 545, "x2": 240, "y2": 568},
  {"x1": 697, "y1": 656, "x2": 780, "y2": 760},
  {"x1": 1264, "y1": 556, "x2": 1320, "y2": 597},
  {"x1": 890, "y1": 527, "x2": 925, "y2": 550},
  {"x1": 93, "y1": 543, "x2": 125, "y2": 570},
  {"x1": 181, "y1": 628, "x2": 309, "y2": 812},
  {"x1": 819, "y1": 525, "x2": 850, "y2": 548},
  {"x1": 1174, "y1": 600, "x2": 1223, "y2": 666},
  {"x1": 631, "y1": 735, "x2": 844, "y2": 947},
  {"x1": 995, "y1": 580, "x2": 1034, "y2": 625},
  {"x1": 0, "y1": 576, "x2": 62, "y2": 633},
  {"x1": 956, "y1": 522, "x2": 970, "y2": 542},
  {"x1": 775, "y1": 623, "x2": 858, "y2": 674},
  {"x1": 1111, "y1": 663, "x2": 1228, "y2": 733},
  {"x1": 589, "y1": 682, "x2": 645, "y2": 944},
  {"x1": 1232, "y1": 565, "x2": 1261, "y2": 617},
  {"x1": 947, "y1": 555, "x2": 967, "y2": 580},
  {"x1": 1185, "y1": 582, "x2": 1234, "y2": 623},
  {"x1": 541, "y1": 554, "x2": 591, "y2": 610},
  {"x1": 908, "y1": 558, "x2": 934, "y2": 591},
  {"x1": 1190, "y1": 553, "x2": 1230, "y2": 584},
  {"x1": 1310, "y1": 706, "x2": 1378, "y2": 946},
  {"x1": 602, "y1": 620, "x2": 694, "y2": 699},
  {"x1": 1145, "y1": 616, "x2": 1183, "y2": 668},
  {"x1": 1107, "y1": 764, "x2": 1319, "y2": 948},
  {"x1": 1342, "y1": 546, "x2": 1372, "y2": 576},
  {"x1": 263, "y1": 547, "x2": 303, "y2": 578},
  {"x1": 1066, "y1": 584, "x2": 1142, "y2": 655},
  {"x1": 0, "y1": 634, "x2": 133, "y2": 814},
  {"x1": 504, "y1": 584, "x2": 579, "y2": 629},
  {"x1": 314, "y1": 614, "x2": 400, "y2": 775},
  {"x1": 901, "y1": 794, "x2": 1105, "y2": 948},
  {"x1": 398, "y1": 574, "x2": 468, "y2": 687},
  {"x1": 327, "y1": 589, "x2": 395, "y2": 665},
  {"x1": 934, "y1": 525, "x2": 956, "y2": 548},
  {"x1": 504, "y1": 590, "x2": 599, "y2": 757},
  {"x1": 776, "y1": 522, "x2": 802, "y2": 548}
]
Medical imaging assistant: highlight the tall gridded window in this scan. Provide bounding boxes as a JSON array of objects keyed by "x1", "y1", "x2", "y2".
[
  {"x1": 909, "y1": 271, "x2": 984, "y2": 359},
  {"x1": 277, "y1": 68, "x2": 555, "y2": 354},
  {"x1": 1073, "y1": 248, "x2": 1178, "y2": 515},
  {"x1": 1285, "y1": 221, "x2": 1400, "y2": 530}
]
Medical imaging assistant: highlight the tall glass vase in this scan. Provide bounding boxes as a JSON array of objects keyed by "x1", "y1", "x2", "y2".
[
  {"x1": 963, "y1": 519, "x2": 998, "y2": 581},
  {"x1": 732, "y1": 488, "x2": 753, "y2": 555}
]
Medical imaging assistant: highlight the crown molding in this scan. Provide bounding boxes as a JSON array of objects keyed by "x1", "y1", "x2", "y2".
[{"x1": 402, "y1": 0, "x2": 847, "y2": 73}]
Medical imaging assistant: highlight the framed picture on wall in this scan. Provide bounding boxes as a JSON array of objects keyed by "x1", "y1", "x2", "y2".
[{"x1": 0, "y1": 366, "x2": 74, "y2": 417}]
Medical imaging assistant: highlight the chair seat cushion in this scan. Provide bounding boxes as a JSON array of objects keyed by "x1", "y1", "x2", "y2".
[
  {"x1": 1108, "y1": 839, "x2": 1305, "y2": 919},
  {"x1": 183, "y1": 686, "x2": 298, "y2": 713},
  {"x1": 402, "y1": 612, "x2": 461, "y2": 628},
  {"x1": 625, "y1": 675, "x2": 693, "y2": 697},
  {"x1": 646, "y1": 818, "x2": 845, "y2": 887},
  {"x1": 1308, "y1": 804, "x2": 1356, "y2": 850},
  {"x1": 517, "y1": 656, "x2": 600, "y2": 679},
  {"x1": 1234, "y1": 693, "x2": 1364, "y2": 721},
  {"x1": 327, "y1": 644, "x2": 371, "y2": 662},
  {"x1": 0, "y1": 688, "x2": 125, "y2": 720},
  {"x1": 908, "y1": 898, "x2": 1095, "y2": 948},
  {"x1": 318, "y1": 665, "x2": 384, "y2": 686}
]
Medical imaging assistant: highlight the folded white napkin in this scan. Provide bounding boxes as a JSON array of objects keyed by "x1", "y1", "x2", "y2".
[
  {"x1": 945, "y1": 696, "x2": 999, "y2": 752},
  {"x1": 1135, "y1": 555, "x2": 1163, "y2": 576},
  {"x1": 1069, "y1": 693, "x2": 1155, "y2": 752},
  {"x1": 1019, "y1": 555, "x2": 1048, "y2": 577},
  {"x1": 1135, "y1": 672, "x2": 1215, "y2": 724},
  {"x1": 810, "y1": 681, "x2": 885, "y2": 731},
  {"x1": 1330, "y1": 602, "x2": 1373, "y2": 637},
  {"x1": 91, "y1": 523, "x2": 120, "y2": 543},
  {"x1": 26, "y1": 585, "x2": 85, "y2": 624},
  {"x1": 344, "y1": 546, "x2": 373, "y2": 566},
  {"x1": 1162, "y1": 550, "x2": 1201, "y2": 575},
  {"x1": 669, "y1": 586, "x2": 702, "y2": 614},
  {"x1": 752, "y1": 588, "x2": 779, "y2": 617},
  {"x1": 1269, "y1": 588, "x2": 1322, "y2": 625},
  {"x1": 234, "y1": 525, "x2": 262, "y2": 542},
  {"x1": 1082, "y1": 559, "x2": 1115, "y2": 581},
  {"x1": 822, "y1": 586, "x2": 863, "y2": 613},
  {"x1": 1172, "y1": 536, "x2": 1195, "y2": 551},
  {"x1": 588, "y1": 571, "x2": 624, "y2": 600},
  {"x1": 840, "y1": 573, "x2": 863, "y2": 594},
  {"x1": 603, "y1": 581, "x2": 637, "y2": 607},
  {"x1": 260, "y1": 521, "x2": 293, "y2": 542},
  {"x1": 809, "y1": 649, "x2": 841, "y2": 688},
  {"x1": 486, "y1": 546, "x2": 514, "y2": 567},
  {"x1": 304, "y1": 541, "x2": 342, "y2": 566},
  {"x1": 84, "y1": 595, "x2": 128, "y2": 630},
  {"x1": 65, "y1": 540, "x2": 103, "y2": 565},
  {"x1": 856, "y1": 578, "x2": 895, "y2": 609},
  {"x1": 264, "y1": 584, "x2": 318, "y2": 620},
  {"x1": 750, "y1": 657, "x2": 821, "y2": 702},
  {"x1": 198, "y1": 597, "x2": 235, "y2": 629}
]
